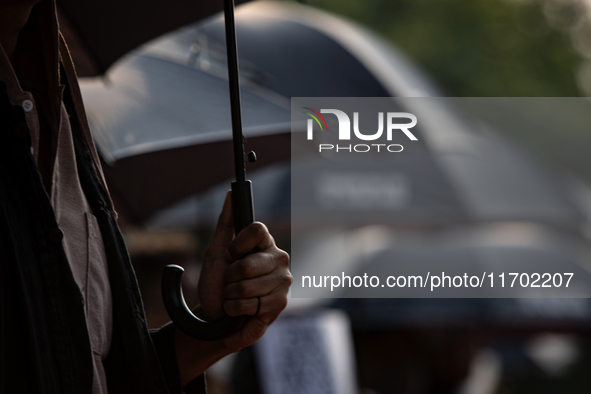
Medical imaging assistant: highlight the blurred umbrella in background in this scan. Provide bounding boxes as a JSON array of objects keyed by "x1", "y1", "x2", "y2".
[
  {"x1": 149, "y1": 119, "x2": 587, "y2": 231},
  {"x1": 79, "y1": 0, "x2": 443, "y2": 224},
  {"x1": 80, "y1": 48, "x2": 291, "y2": 224},
  {"x1": 190, "y1": 1, "x2": 440, "y2": 98},
  {"x1": 290, "y1": 121, "x2": 585, "y2": 231},
  {"x1": 130, "y1": 2, "x2": 586, "y2": 230},
  {"x1": 330, "y1": 223, "x2": 591, "y2": 330}
]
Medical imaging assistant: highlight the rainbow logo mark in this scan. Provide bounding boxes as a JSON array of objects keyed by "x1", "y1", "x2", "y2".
[{"x1": 302, "y1": 107, "x2": 329, "y2": 131}]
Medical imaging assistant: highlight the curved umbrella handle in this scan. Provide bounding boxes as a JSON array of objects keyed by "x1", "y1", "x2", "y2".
[
  {"x1": 161, "y1": 265, "x2": 242, "y2": 340},
  {"x1": 162, "y1": 181, "x2": 255, "y2": 340}
]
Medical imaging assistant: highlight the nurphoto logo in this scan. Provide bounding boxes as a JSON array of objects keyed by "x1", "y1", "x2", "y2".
[{"x1": 303, "y1": 107, "x2": 418, "y2": 153}]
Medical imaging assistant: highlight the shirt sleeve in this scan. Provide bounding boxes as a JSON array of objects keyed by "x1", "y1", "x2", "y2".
[{"x1": 150, "y1": 322, "x2": 207, "y2": 394}]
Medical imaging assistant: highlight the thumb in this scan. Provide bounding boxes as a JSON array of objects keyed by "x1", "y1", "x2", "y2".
[{"x1": 210, "y1": 190, "x2": 235, "y2": 249}]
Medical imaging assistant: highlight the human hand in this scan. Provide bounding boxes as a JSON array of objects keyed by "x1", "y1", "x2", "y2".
[{"x1": 196, "y1": 190, "x2": 291, "y2": 351}]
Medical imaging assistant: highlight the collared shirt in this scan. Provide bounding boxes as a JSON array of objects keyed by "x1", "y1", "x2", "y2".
[{"x1": 1, "y1": 2, "x2": 112, "y2": 393}]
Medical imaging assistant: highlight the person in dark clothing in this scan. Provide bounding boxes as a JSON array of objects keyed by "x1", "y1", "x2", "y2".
[{"x1": 0, "y1": 0, "x2": 292, "y2": 392}]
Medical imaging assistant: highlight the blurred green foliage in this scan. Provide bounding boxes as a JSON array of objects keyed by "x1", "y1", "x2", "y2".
[{"x1": 309, "y1": 0, "x2": 582, "y2": 97}]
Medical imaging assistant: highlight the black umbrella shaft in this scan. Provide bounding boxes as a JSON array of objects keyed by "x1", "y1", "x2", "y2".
[{"x1": 223, "y1": 0, "x2": 246, "y2": 183}]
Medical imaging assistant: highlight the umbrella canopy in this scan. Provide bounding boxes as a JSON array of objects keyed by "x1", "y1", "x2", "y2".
[
  {"x1": 57, "y1": 0, "x2": 250, "y2": 76},
  {"x1": 326, "y1": 223, "x2": 591, "y2": 330},
  {"x1": 144, "y1": 97, "x2": 586, "y2": 231},
  {"x1": 290, "y1": 117, "x2": 583, "y2": 230},
  {"x1": 81, "y1": 2, "x2": 585, "y2": 229},
  {"x1": 80, "y1": 47, "x2": 291, "y2": 223},
  {"x1": 191, "y1": 1, "x2": 440, "y2": 97},
  {"x1": 138, "y1": 3, "x2": 584, "y2": 231},
  {"x1": 80, "y1": 1, "x2": 441, "y2": 224}
]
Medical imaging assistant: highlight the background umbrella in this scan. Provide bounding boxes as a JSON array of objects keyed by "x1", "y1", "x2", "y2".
[
  {"x1": 79, "y1": 0, "x2": 438, "y2": 224},
  {"x1": 289, "y1": 117, "x2": 585, "y2": 231},
  {"x1": 327, "y1": 223, "x2": 591, "y2": 330},
  {"x1": 184, "y1": 1, "x2": 440, "y2": 98},
  {"x1": 122, "y1": 2, "x2": 586, "y2": 231},
  {"x1": 80, "y1": 44, "x2": 291, "y2": 224},
  {"x1": 148, "y1": 112, "x2": 586, "y2": 233}
]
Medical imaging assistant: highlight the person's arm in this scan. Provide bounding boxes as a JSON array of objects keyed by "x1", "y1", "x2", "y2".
[
  {"x1": 173, "y1": 190, "x2": 291, "y2": 386},
  {"x1": 150, "y1": 323, "x2": 204, "y2": 393}
]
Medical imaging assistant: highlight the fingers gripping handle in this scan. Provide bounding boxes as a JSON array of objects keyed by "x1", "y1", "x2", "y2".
[{"x1": 161, "y1": 182, "x2": 254, "y2": 341}]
